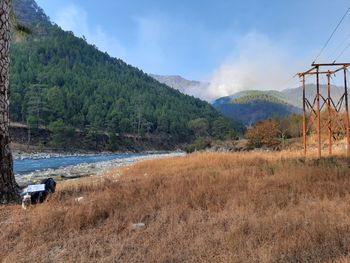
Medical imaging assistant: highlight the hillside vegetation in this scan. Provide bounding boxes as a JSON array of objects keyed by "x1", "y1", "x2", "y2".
[
  {"x1": 2, "y1": 151, "x2": 350, "y2": 262},
  {"x1": 213, "y1": 91, "x2": 301, "y2": 125},
  {"x1": 10, "y1": 0, "x2": 238, "y2": 149}
]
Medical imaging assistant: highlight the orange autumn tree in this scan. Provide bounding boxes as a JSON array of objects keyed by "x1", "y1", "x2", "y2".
[{"x1": 246, "y1": 119, "x2": 279, "y2": 148}]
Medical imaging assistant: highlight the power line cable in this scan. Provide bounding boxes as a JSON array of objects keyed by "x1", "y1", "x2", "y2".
[
  {"x1": 313, "y1": 6, "x2": 350, "y2": 63},
  {"x1": 334, "y1": 41, "x2": 350, "y2": 62},
  {"x1": 325, "y1": 31, "x2": 350, "y2": 61}
]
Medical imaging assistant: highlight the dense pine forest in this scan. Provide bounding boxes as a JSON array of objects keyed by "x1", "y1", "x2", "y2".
[{"x1": 10, "y1": 0, "x2": 240, "y2": 150}]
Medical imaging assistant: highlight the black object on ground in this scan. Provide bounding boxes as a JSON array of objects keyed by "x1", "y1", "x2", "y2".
[{"x1": 21, "y1": 178, "x2": 56, "y2": 206}]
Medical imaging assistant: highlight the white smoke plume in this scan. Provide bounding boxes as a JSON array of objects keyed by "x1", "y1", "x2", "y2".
[{"x1": 203, "y1": 32, "x2": 304, "y2": 101}]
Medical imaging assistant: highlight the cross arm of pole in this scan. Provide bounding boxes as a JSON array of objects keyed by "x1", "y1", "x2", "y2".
[
  {"x1": 333, "y1": 65, "x2": 349, "y2": 74},
  {"x1": 298, "y1": 63, "x2": 350, "y2": 77},
  {"x1": 299, "y1": 71, "x2": 336, "y2": 76},
  {"x1": 311, "y1": 63, "x2": 350, "y2": 67},
  {"x1": 297, "y1": 66, "x2": 318, "y2": 77}
]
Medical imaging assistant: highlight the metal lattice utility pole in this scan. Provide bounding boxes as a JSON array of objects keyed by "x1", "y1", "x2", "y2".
[
  {"x1": 298, "y1": 63, "x2": 350, "y2": 158},
  {"x1": 343, "y1": 67, "x2": 350, "y2": 157}
]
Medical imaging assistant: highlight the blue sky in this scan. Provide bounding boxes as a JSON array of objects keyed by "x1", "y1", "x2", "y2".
[{"x1": 36, "y1": 0, "x2": 350, "y2": 99}]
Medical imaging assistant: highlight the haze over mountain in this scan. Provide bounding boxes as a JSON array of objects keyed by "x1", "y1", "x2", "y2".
[
  {"x1": 150, "y1": 74, "x2": 210, "y2": 100},
  {"x1": 150, "y1": 71, "x2": 348, "y2": 126},
  {"x1": 10, "y1": 0, "x2": 239, "y2": 150}
]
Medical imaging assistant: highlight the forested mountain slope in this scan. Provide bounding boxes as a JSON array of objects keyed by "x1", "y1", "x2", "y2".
[
  {"x1": 10, "y1": 0, "x2": 239, "y2": 149},
  {"x1": 213, "y1": 90, "x2": 301, "y2": 126}
]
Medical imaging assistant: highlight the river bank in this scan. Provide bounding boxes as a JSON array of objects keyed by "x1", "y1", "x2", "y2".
[
  {"x1": 14, "y1": 151, "x2": 185, "y2": 186},
  {"x1": 10, "y1": 123, "x2": 184, "y2": 154}
]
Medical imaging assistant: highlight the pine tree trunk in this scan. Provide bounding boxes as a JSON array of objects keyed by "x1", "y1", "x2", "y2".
[{"x1": 0, "y1": 0, "x2": 19, "y2": 204}]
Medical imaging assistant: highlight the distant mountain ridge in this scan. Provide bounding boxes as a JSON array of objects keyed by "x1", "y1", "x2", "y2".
[
  {"x1": 149, "y1": 70, "x2": 350, "y2": 126},
  {"x1": 213, "y1": 90, "x2": 301, "y2": 126},
  {"x1": 14, "y1": 0, "x2": 49, "y2": 24},
  {"x1": 282, "y1": 84, "x2": 345, "y2": 108},
  {"x1": 212, "y1": 84, "x2": 347, "y2": 125},
  {"x1": 13, "y1": 0, "x2": 51, "y2": 35},
  {"x1": 149, "y1": 73, "x2": 348, "y2": 126},
  {"x1": 150, "y1": 74, "x2": 209, "y2": 97}
]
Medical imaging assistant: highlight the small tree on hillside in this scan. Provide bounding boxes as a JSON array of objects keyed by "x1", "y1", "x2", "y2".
[
  {"x1": 211, "y1": 117, "x2": 237, "y2": 140},
  {"x1": 188, "y1": 118, "x2": 209, "y2": 138},
  {"x1": 288, "y1": 114, "x2": 303, "y2": 138},
  {"x1": 275, "y1": 117, "x2": 290, "y2": 147},
  {"x1": 49, "y1": 120, "x2": 74, "y2": 150}
]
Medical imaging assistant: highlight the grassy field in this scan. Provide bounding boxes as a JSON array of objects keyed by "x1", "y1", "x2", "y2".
[{"x1": 1, "y1": 151, "x2": 350, "y2": 262}]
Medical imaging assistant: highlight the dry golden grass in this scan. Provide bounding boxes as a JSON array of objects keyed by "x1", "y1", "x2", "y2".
[{"x1": 1, "y1": 151, "x2": 350, "y2": 262}]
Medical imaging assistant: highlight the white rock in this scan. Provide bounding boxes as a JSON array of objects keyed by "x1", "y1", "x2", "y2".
[
  {"x1": 131, "y1": 223, "x2": 145, "y2": 230},
  {"x1": 75, "y1": 197, "x2": 84, "y2": 203}
]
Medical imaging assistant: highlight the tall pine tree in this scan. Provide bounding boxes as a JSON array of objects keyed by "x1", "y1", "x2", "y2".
[{"x1": 0, "y1": 0, "x2": 20, "y2": 203}]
